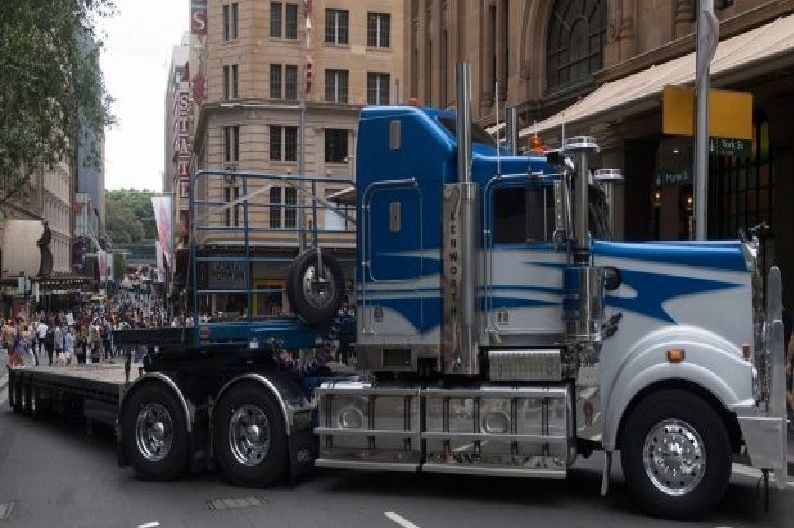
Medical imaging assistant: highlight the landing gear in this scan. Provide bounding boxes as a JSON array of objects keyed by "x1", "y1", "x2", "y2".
[
  {"x1": 213, "y1": 383, "x2": 288, "y2": 487},
  {"x1": 121, "y1": 384, "x2": 188, "y2": 481},
  {"x1": 621, "y1": 389, "x2": 731, "y2": 519}
]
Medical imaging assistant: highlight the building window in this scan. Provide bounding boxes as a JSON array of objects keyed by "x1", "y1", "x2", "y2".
[
  {"x1": 270, "y1": 2, "x2": 282, "y2": 38},
  {"x1": 225, "y1": 186, "x2": 241, "y2": 227},
  {"x1": 270, "y1": 125, "x2": 298, "y2": 161},
  {"x1": 285, "y1": 187, "x2": 297, "y2": 228},
  {"x1": 325, "y1": 9, "x2": 349, "y2": 45},
  {"x1": 367, "y1": 13, "x2": 390, "y2": 48},
  {"x1": 709, "y1": 118, "x2": 774, "y2": 271},
  {"x1": 285, "y1": 65, "x2": 298, "y2": 100},
  {"x1": 270, "y1": 125, "x2": 282, "y2": 161},
  {"x1": 367, "y1": 72, "x2": 390, "y2": 105},
  {"x1": 224, "y1": 126, "x2": 239, "y2": 164},
  {"x1": 546, "y1": 0, "x2": 606, "y2": 93},
  {"x1": 325, "y1": 129, "x2": 348, "y2": 163},
  {"x1": 223, "y1": 64, "x2": 239, "y2": 100},
  {"x1": 223, "y1": 3, "x2": 239, "y2": 41},
  {"x1": 271, "y1": 2, "x2": 298, "y2": 39},
  {"x1": 325, "y1": 69, "x2": 348, "y2": 103},
  {"x1": 284, "y1": 126, "x2": 297, "y2": 161},
  {"x1": 270, "y1": 64, "x2": 282, "y2": 99},
  {"x1": 270, "y1": 187, "x2": 282, "y2": 228}
]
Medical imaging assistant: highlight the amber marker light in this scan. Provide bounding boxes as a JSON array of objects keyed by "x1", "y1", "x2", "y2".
[
  {"x1": 741, "y1": 344, "x2": 752, "y2": 360},
  {"x1": 666, "y1": 349, "x2": 686, "y2": 363}
]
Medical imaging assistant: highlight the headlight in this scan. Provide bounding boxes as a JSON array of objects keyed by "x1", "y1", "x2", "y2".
[{"x1": 337, "y1": 405, "x2": 365, "y2": 429}]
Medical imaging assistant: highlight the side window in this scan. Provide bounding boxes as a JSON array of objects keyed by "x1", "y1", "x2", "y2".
[{"x1": 493, "y1": 186, "x2": 554, "y2": 244}]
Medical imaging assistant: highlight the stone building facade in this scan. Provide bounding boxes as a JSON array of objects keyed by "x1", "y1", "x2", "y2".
[
  {"x1": 406, "y1": 0, "x2": 794, "y2": 307},
  {"x1": 186, "y1": 0, "x2": 404, "y2": 317}
]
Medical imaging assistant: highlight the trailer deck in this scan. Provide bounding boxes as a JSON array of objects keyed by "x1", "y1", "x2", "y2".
[{"x1": 7, "y1": 363, "x2": 143, "y2": 427}]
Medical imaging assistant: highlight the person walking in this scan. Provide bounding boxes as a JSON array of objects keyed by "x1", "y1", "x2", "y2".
[
  {"x1": 53, "y1": 324, "x2": 64, "y2": 365},
  {"x1": 89, "y1": 319, "x2": 102, "y2": 364},
  {"x1": 64, "y1": 326, "x2": 74, "y2": 365},
  {"x1": 36, "y1": 319, "x2": 48, "y2": 364},
  {"x1": 44, "y1": 324, "x2": 54, "y2": 365}
]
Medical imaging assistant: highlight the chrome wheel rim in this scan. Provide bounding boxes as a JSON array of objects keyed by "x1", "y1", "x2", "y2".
[
  {"x1": 642, "y1": 418, "x2": 705, "y2": 496},
  {"x1": 135, "y1": 403, "x2": 174, "y2": 462},
  {"x1": 301, "y1": 264, "x2": 336, "y2": 310},
  {"x1": 229, "y1": 404, "x2": 270, "y2": 466}
]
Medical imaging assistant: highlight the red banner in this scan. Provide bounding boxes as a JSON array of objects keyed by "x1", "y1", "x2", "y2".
[{"x1": 191, "y1": 0, "x2": 207, "y2": 35}]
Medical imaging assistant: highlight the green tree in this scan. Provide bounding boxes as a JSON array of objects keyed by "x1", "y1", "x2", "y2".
[
  {"x1": 0, "y1": 0, "x2": 115, "y2": 205},
  {"x1": 105, "y1": 189, "x2": 155, "y2": 244}
]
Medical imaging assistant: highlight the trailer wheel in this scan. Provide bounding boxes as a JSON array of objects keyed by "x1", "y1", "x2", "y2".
[
  {"x1": 620, "y1": 389, "x2": 731, "y2": 519},
  {"x1": 30, "y1": 386, "x2": 41, "y2": 419},
  {"x1": 287, "y1": 248, "x2": 344, "y2": 325},
  {"x1": 213, "y1": 383, "x2": 288, "y2": 487},
  {"x1": 22, "y1": 381, "x2": 32, "y2": 416},
  {"x1": 121, "y1": 384, "x2": 188, "y2": 481},
  {"x1": 9, "y1": 374, "x2": 21, "y2": 413}
]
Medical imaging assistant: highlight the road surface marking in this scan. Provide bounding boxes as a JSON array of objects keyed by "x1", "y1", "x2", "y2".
[
  {"x1": 137, "y1": 522, "x2": 160, "y2": 528},
  {"x1": 731, "y1": 463, "x2": 793, "y2": 487},
  {"x1": 385, "y1": 511, "x2": 422, "y2": 528}
]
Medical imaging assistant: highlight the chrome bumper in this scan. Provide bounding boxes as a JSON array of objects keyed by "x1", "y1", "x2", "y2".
[
  {"x1": 734, "y1": 267, "x2": 788, "y2": 490},
  {"x1": 735, "y1": 404, "x2": 787, "y2": 489}
]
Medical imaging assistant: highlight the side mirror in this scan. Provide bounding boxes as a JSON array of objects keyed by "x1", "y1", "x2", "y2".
[{"x1": 604, "y1": 267, "x2": 621, "y2": 291}]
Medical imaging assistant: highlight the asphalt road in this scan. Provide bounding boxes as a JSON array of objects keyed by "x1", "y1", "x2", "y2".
[{"x1": 1, "y1": 359, "x2": 792, "y2": 528}]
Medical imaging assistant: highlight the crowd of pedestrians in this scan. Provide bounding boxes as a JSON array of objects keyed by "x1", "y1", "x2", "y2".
[{"x1": 4, "y1": 309, "x2": 124, "y2": 367}]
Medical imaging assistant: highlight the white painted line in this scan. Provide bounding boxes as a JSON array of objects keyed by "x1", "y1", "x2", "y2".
[
  {"x1": 137, "y1": 522, "x2": 160, "y2": 528},
  {"x1": 385, "y1": 511, "x2": 422, "y2": 528}
]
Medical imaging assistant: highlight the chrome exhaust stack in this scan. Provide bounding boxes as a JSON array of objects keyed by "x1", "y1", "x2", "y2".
[{"x1": 442, "y1": 61, "x2": 480, "y2": 375}]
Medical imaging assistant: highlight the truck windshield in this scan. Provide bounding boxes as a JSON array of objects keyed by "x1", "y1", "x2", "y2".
[{"x1": 437, "y1": 116, "x2": 497, "y2": 147}]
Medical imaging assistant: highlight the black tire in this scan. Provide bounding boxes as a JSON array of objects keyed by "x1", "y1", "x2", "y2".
[
  {"x1": 30, "y1": 386, "x2": 42, "y2": 420},
  {"x1": 121, "y1": 383, "x2": 188, "y2": 481},
  {"x1": 620, "y1": 389, "x2": 731, "y2": 519},
  {"x1": 213, "y1": 383, "x2": 288, "y2": 487},
  {"x1": 287, "y1": 248, "x2": 344, "y2": 325},
  {"x1": 9, "y1": 374, "x2": 21, "y2": 413},
  {"x1": 22, "y1": 381, "x2": 32, "y2": 416}
]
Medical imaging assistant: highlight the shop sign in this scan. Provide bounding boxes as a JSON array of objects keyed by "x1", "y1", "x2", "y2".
[
  {"x1": 654, "y1": 169, "x2": 692, "y2": 187},
  {"x1": 709, "y1": 137, "x2": 751, "y2": 158},
  {"x1": 209, "y1": 261, "x2": 248, "y2": 288}
]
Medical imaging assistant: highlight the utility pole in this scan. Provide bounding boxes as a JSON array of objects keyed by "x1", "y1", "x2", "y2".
[{"x1": 694, "y1": 0, "x2": 718, "y2": 240}]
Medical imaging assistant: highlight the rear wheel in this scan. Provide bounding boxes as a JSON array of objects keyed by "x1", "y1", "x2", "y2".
[
  {"x1": 121, "y1": 384, "x2": 188, "y2": 481},
  {"x1": 213, "y1": 383, "x2": 288, "y2": 487},
  {"x1": 620, "y1": 389, "x2": 731, "y2": 519}
]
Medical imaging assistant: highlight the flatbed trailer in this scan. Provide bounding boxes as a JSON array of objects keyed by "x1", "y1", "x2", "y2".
[{"x1": 6, "y1": 363, "x2": 140, "y2": 428}]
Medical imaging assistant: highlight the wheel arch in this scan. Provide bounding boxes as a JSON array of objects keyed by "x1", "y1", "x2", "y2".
[
  {"x1": 215, "y1": 374, "x2": 293, "y2": 436},
  {"x1": 120, "y1": 373, "x2": 193, "y2": 433},
  {"x1": 615, "y1": 378, "x2": 742, "y2": 455}
]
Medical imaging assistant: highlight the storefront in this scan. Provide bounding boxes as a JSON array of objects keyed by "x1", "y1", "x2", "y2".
[{"x1": 528, "y1": 12, "x2": 794, "y2": 306}]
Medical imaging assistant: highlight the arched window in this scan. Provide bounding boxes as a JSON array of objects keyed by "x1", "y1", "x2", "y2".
[{"x1": 546, "y1": 0, "x2": 606, "y2": 93}]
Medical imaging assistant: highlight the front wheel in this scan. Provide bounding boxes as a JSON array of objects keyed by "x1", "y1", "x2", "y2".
[
  {"x1": 213, "y1": 383, "x2": 288, "y2": 487},
  {"x1": 121, "y1": 384, "x2": 188, "y2": 481},
  {"x1": 620, "y1": 389, "x2": 731, "y2": 519}
]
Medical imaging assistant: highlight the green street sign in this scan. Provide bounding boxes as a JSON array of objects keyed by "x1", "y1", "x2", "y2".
[
  {"x1": 655, "y1": 169, "x2": 692, "y2": 187},
  {"x1": 709, "y1": 137, "x2": 751, "y2": 157}
]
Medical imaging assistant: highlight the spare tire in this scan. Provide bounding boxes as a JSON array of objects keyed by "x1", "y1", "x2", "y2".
[{"x1": 287, "y1": 248, "x2": 344, "y2": 325}]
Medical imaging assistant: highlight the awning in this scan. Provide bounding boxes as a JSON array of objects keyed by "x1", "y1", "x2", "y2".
[{"x1": 521, "y1": 12, "x2": 794, "y2": 138}]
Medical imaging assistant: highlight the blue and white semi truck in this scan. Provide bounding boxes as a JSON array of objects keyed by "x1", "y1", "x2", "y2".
[{"x1": 7, "y1": 64, "x2": 788, "y2": 519}]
